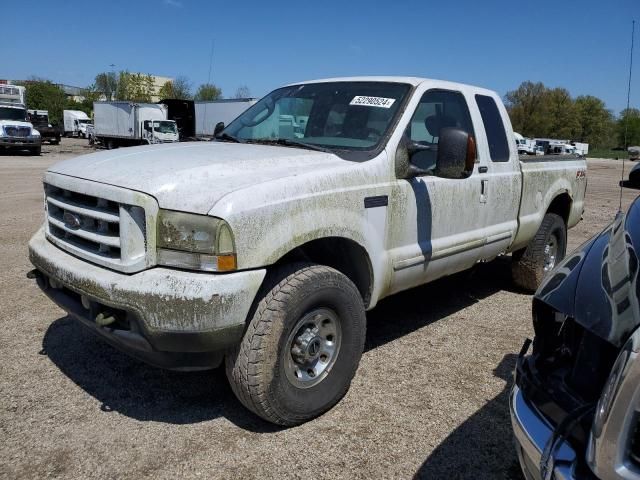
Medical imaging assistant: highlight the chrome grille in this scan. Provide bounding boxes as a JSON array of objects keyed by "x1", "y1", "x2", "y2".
[
  {"x1": 44, "y1": 184, "x2": 146, "y2": 267},
  {"x1": 4, "y1": 126, "x2": 30, "y2": 137}
]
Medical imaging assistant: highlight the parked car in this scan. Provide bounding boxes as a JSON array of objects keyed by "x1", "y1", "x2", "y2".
[
  {"x1": 28, "y1": 76, "x2": 586, "y2": 425},
  {"x1": 511, "y1": 175, "x2": 640, "y2": 479}
]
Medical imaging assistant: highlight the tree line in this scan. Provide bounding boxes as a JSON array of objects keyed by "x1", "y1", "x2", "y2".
[
  {"x1": 505, "y1": 81, "x2": 639, "y2": 148},
  {"x1": 21, "y1": 76, "x2": 638, "y2": 146},
  {"x1": 20, "y1": 71, "x2": 251, "y2": 125}
]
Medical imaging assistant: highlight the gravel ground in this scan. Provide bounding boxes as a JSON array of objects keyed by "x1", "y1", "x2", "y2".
[{"x1": 1, "y1": 139, "x2": 637, "y2": 480}]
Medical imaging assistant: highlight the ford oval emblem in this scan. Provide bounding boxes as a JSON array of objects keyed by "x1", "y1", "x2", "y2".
[{"x1": 63, "y1": 211, "x2": 82, "y2": 229}]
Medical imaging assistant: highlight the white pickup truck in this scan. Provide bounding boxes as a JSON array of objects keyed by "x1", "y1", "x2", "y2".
[{"x1": 28, "y1": 77, "x2": 587, "y2": 425}]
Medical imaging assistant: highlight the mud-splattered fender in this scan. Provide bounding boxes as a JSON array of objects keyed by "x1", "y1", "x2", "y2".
[{"x1": 208, "y1": 152, "x2": 395, "y2": 308}]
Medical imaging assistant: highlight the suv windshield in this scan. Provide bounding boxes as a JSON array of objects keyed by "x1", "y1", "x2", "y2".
[
  {"x1": 0, "y1": 107, "x2": 27, "y2": 121},
  {"x1": 152, "y1": 121, "x2": 177, "y2": 134},
  {"x1": 223, "y1": 81, "x2": 411, "y2": 159},
  {"x1": 78, "y1": 119, "x2": 91, "y2": 125}
]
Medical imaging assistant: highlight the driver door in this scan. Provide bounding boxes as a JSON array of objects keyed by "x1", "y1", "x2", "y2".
[{"x1": 387, "y1": 88, "x2": 490, "y2": 294}]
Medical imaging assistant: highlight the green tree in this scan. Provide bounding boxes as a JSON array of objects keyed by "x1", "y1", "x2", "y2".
[
  {"x1": 158, "y1": 76, "x2": 192, "y2": 100},
  {"x1": 574, "y1": 96, "x2": 615, "y2": 148},
  {"x1": 505, "y1": 81, "x2": 549, "y2": 137},
  {"x1": 22, "y1": 78, "x2": 66, "y2": 125},
  {"x1": 544, "y1": 88, "x2": 580, "y2": 139},
  {"x1": 94, "y1": 72, "x2": 117, "y2": 101},
  {"x1": 194, "y1": 83, "x2": 222, "y2": 101},
  {"x1": 617, "y1": 108, "x2": 640, "y2": 148},
  {"x1": 116, "y1": 71, "x2": 155, "y2": 102}
]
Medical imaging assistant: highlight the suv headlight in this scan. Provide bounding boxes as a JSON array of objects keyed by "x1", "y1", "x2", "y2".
[
  {"x1": 156, "y1": 210, "x2": 236, "y2": 272},
  {"x1": 32, "y1": 129, "x2": 40, "y2": 137}
]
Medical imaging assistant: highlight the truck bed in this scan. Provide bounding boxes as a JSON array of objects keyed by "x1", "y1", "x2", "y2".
[{"x1": 512, "y1": 154, "x2": 588, "y2": 251}]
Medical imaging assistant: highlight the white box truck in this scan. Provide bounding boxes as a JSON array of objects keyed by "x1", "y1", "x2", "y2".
[
  {"x1": 93, "y1": 102, "x2": 179, "y2": 149},
  {"x1": 63, "y1": 110, "x2": 92, "y2": 138},
  {"x1": 195, "y1": 99, "x2": 256, "y2": 137}
]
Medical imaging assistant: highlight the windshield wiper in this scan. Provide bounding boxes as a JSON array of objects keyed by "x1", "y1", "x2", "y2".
[
  {"x1": 247, "y1": 138, "x2": 333, "y2": 153},
  {"x1": 215, "y1": 132, "x2": 244, "y2": 143}
]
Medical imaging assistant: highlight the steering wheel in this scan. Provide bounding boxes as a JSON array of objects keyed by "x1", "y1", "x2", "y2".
[{"x1": 366, "y1": 128, "x2": 381, "y2": 142}]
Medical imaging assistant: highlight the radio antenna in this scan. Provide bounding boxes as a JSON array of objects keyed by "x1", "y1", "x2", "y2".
[
  {"x1": 620, "y1": 19, "x2": 635, "y2": 213},
  {"x1": 204, "y1": 39, "x2": 215, "y2": 136}
]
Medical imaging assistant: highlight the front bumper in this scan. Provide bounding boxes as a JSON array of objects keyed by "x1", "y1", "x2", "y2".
[
  {"x1": 510, "y1": 384, "x2": 580, "y2": 480},
  {"x1": 0, "y1": 136, "x2": 41, "y2": 147},
  {"x1": 28, "y1": 227, "x2": 266, "y2": 370}
]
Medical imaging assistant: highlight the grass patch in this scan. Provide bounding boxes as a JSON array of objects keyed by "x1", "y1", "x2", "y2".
[{"x1": 587, "y1": 148, "x2": 629, "y2": 159}]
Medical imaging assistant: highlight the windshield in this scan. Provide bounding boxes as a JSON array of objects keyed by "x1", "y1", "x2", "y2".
[
  {"x1": 152, "y1": 121, "x2": 177, "y2": 134},
  {"x1": 28, "y1": 114, "x2": 48, "y2": 123},
  {"x1": 223, "y1": 81, "x2": 411, "y2": 158},
  {"x1": 0, "y1": 107, "x2": 27, "y2": 121},
  {"x1": 78, "y1": 119, "x2": 91, "y2": 124}
]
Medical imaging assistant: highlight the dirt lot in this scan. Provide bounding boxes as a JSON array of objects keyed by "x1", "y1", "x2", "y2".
[{"x1": 0, "y1": 139, "x2": 637, "y2": 479}]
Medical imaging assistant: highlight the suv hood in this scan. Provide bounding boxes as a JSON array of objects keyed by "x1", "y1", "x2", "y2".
[
  {"x1": 536, "y1": 197, "x2": 640, "y2": 348},
  {"x1": 47, "y1": 142, "x2": 348, "y2": 214}
]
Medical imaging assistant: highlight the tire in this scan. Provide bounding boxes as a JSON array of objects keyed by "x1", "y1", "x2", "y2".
[
  {"x1": 30, "y1": 146, "x2": 41, "y2": 156},
  {"x1": 511, "y1": 212, "x2": 567, "y2": 291},
  {"x1": 106, "y1": 139, "x2": 115, "y2": 150},
  {"x1": 225, "y1": 263, "x2": 366, "y2": 426}
]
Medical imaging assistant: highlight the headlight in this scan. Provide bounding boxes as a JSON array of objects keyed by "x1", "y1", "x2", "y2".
[
  {"x1": 592, "y1": 341, "x2": 633, "y2": 436},
  {"x1": 0, "y1": 127, "x2": 4, "y2": 137},
  {"x1": 32, "y1": 129, "x2": 40, "y2": 137},
  {"x1": 156, "y1": 210, "x2": 236, "y2": 272}
]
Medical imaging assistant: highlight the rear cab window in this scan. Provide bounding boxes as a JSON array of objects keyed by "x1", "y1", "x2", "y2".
[{"x1": 475, "y1": 94, "x2": 510, "y2": 162}]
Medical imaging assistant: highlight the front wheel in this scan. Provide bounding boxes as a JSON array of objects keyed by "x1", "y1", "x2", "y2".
[
  {"x1": 29, "y1": 146, "x2": 41, "y2": 156},
  {"x1": 225, "y1": 263, "x2": 366, "y2": 426},
  {"x1": 511, "y1": 212, "x2": 567, "y2": 291}
]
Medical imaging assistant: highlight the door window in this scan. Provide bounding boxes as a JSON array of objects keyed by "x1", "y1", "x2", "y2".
[
  {"x1": 408, "y1": 90, "x2": 475, "y2": 171},
  {"x1": 475, "y1": 94, "x2": 510, "y2": 162}
]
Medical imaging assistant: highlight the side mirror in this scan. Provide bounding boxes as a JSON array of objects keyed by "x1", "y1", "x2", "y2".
[
  {"x1": 395, "y1": 127, "x2": 475, "y2": 179},
  {"x1": 434, "y1": 127, "x2": 476, "y2": 179},
  {"x1": 213, "y1": 121, "x2": 225, "y2": 137}
]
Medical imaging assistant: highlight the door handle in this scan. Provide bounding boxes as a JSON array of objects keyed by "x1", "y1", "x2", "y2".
[
  {"x1": 479, "y1": 166, "x2": 488, "y2": 173},
  {"x1": 480, "y1": 179, "x2": 488, "y2": 204}
]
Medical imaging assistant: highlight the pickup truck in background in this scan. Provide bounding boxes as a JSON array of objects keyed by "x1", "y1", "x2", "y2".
[
  {"x1": 28, "y1": 77, "x2": 587, "y2": 425},
  {"x1": 27, "y1": 110, "x2": 62, "y2": 145}
]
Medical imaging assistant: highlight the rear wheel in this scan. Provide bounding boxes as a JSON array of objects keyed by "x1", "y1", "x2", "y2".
[
  {"x1": 225, "y1": 263, "x2": 366, "y2": 426},
  {"x1": 511, "y1": 212, "x2": 567, "y2": 291}
]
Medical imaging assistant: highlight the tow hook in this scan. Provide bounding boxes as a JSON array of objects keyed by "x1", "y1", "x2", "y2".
[
  {"x1": 26, "y1": 269, "x2": 47, "y2": 289},
  {"x1": 95, "y1": 312, "x2": 116, "y2": 327}
]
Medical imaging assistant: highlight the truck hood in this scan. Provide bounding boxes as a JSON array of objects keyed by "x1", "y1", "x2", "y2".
[
  {"x1": 47, "y1": 142, "x2": 348, "y2": 214},
  {"x1": 536, "y1": 196, "x2": 640, "y2": 348},
  {"x1": 0, "y1": 120, "x2": 32, "y2": 128}
]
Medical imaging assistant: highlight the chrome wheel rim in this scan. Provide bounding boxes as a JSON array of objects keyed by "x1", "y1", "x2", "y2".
[
  {"x1": 543, "y1": 236, "x2": 558, "y2": 272},
  {"x1": 284, "y1": 308, "x2": 341, "y2": 389}
]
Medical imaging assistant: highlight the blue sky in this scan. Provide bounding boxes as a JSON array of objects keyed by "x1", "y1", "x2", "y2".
[{"x1": 4, "y1": 0, "x2": 638, "y2": 113}]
